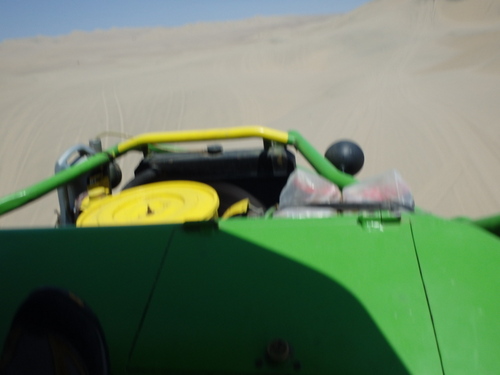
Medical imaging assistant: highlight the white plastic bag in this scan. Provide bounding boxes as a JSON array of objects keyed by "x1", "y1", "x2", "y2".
[
  {"x1": 342, "y1": 169, "x2": 414, "y2": 209},
  {"x1": 279, "y1": 169, "x2": 341, "y2": 208}
]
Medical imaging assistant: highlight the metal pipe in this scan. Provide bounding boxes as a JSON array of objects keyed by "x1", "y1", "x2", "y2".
[
  {"x1": 0, "y1": 153, "x2": 111, "y2": 216},
  {"x1": 287, "y1": 130, "x2": 356, "y2": 188}
]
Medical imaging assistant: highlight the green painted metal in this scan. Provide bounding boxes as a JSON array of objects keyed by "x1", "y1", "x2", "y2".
[
  {"x1": 0, "y1": 127, "x2": 494, "y2": 230},
  {"x1": 471, "y1": 213, "x2": 500, "y2": 237},
  {"x1": 287, "y1": 130, "x2": 357, "y2": 188},
  {"x1": 3, "y1": 213, "x2": 498, "y2": 374},
  {"x1": 0, "y1": 152, "x2": 112, "y2": 216},
  {"x1": 0, "y1": 225, "x2": 173, "y2": 374},
  {"x1": 411, "y1": 214, "x2": 500, "y2": 374},
  {"x1": 0, "y1": 128, "x2": 358, "y2": 217},
  {"x1": 0, "y1": 126, "x2": 500, "y2": 374},
  {"x1": 216, "y1": 215, "x2": 442, "y2": 374}
]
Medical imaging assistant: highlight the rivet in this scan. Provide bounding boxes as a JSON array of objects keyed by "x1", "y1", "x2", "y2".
[{"x1": 266, "y1": 339, "x2": 290, "y2": 364}]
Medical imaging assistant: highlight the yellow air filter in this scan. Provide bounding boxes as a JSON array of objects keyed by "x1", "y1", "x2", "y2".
[{"x1": 77, "y1": 181, "x2": 219, "y2": 227}]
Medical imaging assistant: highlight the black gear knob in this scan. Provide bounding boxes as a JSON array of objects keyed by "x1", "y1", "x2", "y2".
[{"x1": 325, "y1": 140, "x2": 364, "y2": 176}]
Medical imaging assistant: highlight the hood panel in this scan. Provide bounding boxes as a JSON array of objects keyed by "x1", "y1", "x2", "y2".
[
  {"x1": 411, "y1": 215, "x2": 500, "y2": 374},
  {"x1": 130, "y1": 216, "x2": 441, "y2": 374}
]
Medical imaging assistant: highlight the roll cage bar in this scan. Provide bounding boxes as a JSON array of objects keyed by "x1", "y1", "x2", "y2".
[{"x1": 0, "y1": 126, "x2": 498, "y2": 235}]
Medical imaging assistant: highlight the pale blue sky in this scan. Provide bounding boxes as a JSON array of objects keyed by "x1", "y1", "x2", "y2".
[{"x1": 0, "y1": 0, "x2": 370, "y2": 42}]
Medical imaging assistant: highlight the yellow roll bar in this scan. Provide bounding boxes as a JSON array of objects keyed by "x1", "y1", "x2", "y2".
[{"x1": 114, "y1": 126, "x2": 289, "y2": 155}]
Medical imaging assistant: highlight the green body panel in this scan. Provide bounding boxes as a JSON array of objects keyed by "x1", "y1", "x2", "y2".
[
  {"x1": 411, "y1": 215, "x2": 500, "y2": 374},
  {"x1": 472, "y1": 213, "x2": 500, "y2": 237},
  {"x1": 0, "y1": 212, "x2": 499, "y2": 373},
  {"x1": 1, "y1": 127, "x2": 500, "y2": 374},
  {"x1": 130, "y1": 216, "x2": 440, "y2": 374},
  {"x1": 0, "y1": 225, "x2": 173, "y2": 374}
]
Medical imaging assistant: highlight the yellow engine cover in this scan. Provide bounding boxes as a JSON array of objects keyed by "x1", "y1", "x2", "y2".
[{"x1": 77, "y1": 181, "x2": 219, "y2": 227}]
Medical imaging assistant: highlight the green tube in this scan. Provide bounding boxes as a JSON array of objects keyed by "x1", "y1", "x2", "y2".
[
  {"x1": 288, "y1": 130, "x2": 357, "y2": 188},
  {"x1": 0, "y1": 152, "x2": 111, "y2": 216}
]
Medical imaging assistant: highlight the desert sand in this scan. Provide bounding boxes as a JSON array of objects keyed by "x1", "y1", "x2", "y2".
[{"x1": 0, "y1": 0, "x2": 499, "y2": 227}]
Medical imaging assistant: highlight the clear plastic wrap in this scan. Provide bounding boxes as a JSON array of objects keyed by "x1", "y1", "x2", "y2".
[
  {"x1": 342, "y1": 169, "x2": 414, "y2": 210},
  {"x1": 278, "y1": 169, "x2": 341, "y2": 208}
]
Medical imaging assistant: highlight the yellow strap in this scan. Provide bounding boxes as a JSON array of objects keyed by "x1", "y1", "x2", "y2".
[{"x1": 222, "y1": 199, "x2": 250, "y2": 219}]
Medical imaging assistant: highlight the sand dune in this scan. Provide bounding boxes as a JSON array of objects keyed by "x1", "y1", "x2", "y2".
[{"x1": 1, "y1": 0, "x2": 499, "y2": 227}]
